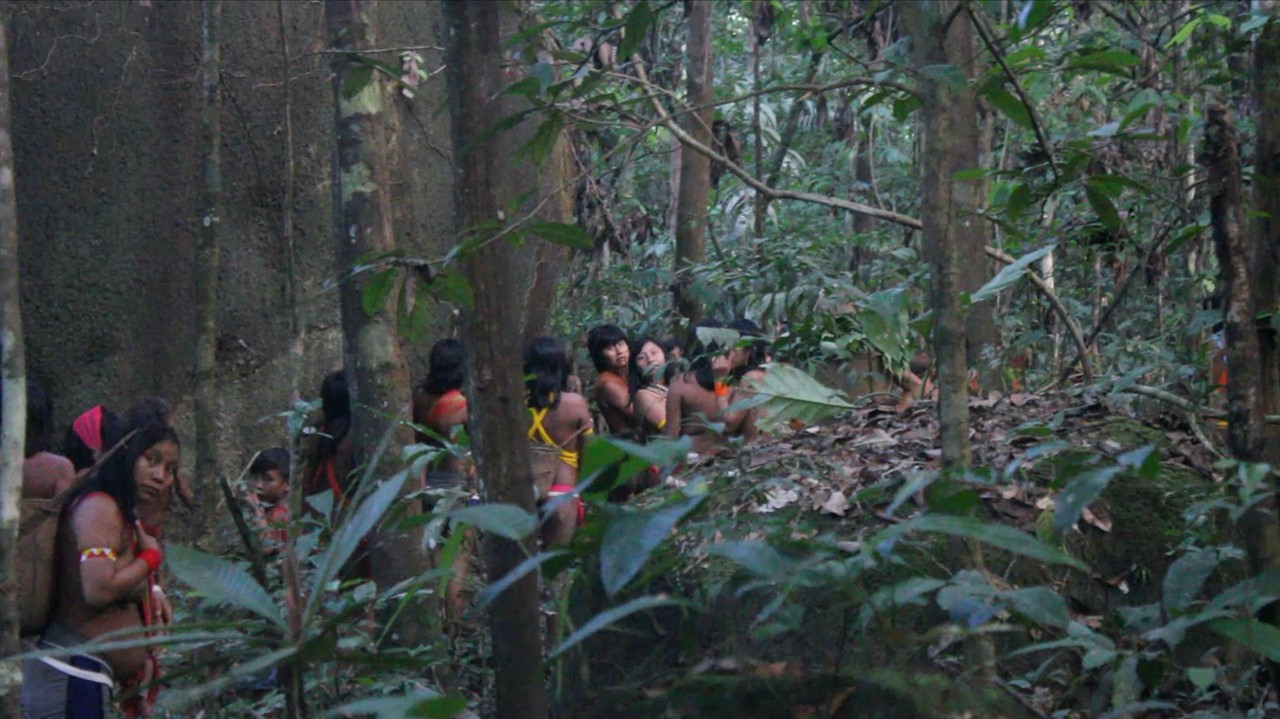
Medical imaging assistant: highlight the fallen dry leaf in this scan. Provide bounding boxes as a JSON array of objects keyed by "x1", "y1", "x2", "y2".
[{"x1": 820, "y1": 490, "x2": 848, "y2": 517}]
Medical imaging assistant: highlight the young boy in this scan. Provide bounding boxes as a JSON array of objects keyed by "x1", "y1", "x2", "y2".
[{"x1": 245, "y1": 448, "x2": 291, "y2": 551}]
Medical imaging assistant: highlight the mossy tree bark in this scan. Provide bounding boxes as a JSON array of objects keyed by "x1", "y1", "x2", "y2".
[
  {"x1": 1253, "y1": 1, "x2": 1280, "y2": 479},
  {"x1": 324, "y1": 0, "x2": 425, "y2": 645},
  {"x1": 672, "y1": 0, "x2": 713, "y2": 326},
  {"x1": 0, "y1": 12, "x2": 25, "y2": 712},
  {"x1": 445, "y1": 3, "x2": 548, "y2": 717},
  {"x1": 193, "y1": 0, "x2": 222, "y2": 534}
]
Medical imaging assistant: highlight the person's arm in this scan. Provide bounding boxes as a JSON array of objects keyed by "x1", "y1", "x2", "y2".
[
  {"x1": 600, "y1": 380, "x2": 632, "y2": 419},
  {"x1": 664, "y1": 382, "x2": 682, "y2": 438},
  {"x1": 73, "y1": 496, "x2": 158, "y2": 607},
  {"x1": 635, "y1": 389, "x2": 666, "y2": 431}
]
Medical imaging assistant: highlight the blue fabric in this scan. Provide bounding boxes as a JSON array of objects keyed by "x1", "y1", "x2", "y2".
[{"x1": 63, "y1": 655, "x2": 105, "y2": 719}]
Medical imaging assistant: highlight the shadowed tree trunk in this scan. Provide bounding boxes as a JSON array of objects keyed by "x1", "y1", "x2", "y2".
[
  {"x1": 445, "y1": 3, "x2": 548, "y2": 718},
  {"x1": 673, "y1": 0, "x2": 713, "y2": 325},
  {"x1": 1253, "y1": 0, "x2": 1280, "y2": 478},
  {"x1": 324, "y1": 0, "x2": 425, "y2": 645},
  {"x1": 0, "y1": 12, "x2": 25, "y2": 712},
  {"x1": 193, "y1": 0, "x2": 222, "y2": 535}
]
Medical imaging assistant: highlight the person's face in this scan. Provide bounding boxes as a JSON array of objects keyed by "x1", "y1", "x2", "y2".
[
  {"x1": 635, "y1": 341, "x2": 666, "y2": 376},
  {"x1": 602, "y1": 340, "x2": 629, "y2": 372},
  {"x1": 134, "y1": 440, "x2": 179, "y2": 503},
  {"x1": 255, "y1": 469, "x2": 288, "y2": 504},
  {"x1": 712, "y1": 353, "x2": 732, "y2": 377},
  {"x1": 728, "y1": 345, "x2": 750, "y2": 369}
]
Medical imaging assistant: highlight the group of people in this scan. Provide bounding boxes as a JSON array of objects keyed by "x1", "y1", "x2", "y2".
[{"x1": 5, "y1": 317, "x2": 773, "y2": 718}]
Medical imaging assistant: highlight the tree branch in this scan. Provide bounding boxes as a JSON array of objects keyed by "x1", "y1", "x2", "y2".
[
  {"x1": 967, "y1": 5, "x2": 1059, "y2": 184},
  {"x1": 984, "y1": 245, "x2": 1093, "y2": 384}
]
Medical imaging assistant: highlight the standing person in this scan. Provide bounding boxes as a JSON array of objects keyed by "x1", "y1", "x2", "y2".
[
  {"x1": 301, "y1": 370, "x2": 355, "y2": 507},
  {"x1": 411, "y1": 338, "x2": 469, "y2": 482},
  {"x1": 525, "y1": 337, "x2": 593, "y2": 547},
  {"x1": 243, "y1": 448, "x2": 291, "y2": 552},
  {"x1": 664, "y1": 320, "x2": 757, "y2": 455},
  {"x1": 587, "y1": 323, "x2": 632, "y2": 435},
  {"x1": 628, "y1": 336, "x2": 670, "y2": 438},
  {"x1": 123, "y1": 397, "x2": 193, "y2": 536},
  {"x1": 22, "y1": 418, "x2": 178, "y2": 718},
  {"x1": 10, "y1": 379, "x2": 76, "y2": 499}
]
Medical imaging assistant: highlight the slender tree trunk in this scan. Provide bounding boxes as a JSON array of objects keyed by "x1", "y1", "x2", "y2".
[
  {"x1": 0, "y1": 13, "x2": 25, "y2": 712},
  {"x1": 905, "y1": 0, "x2": 976, "y2": 469},
  {"x1": 324, "y1": 0, "x2": 425, "y2": 644},
  {"x1": 1253, "y1": 0, "x2": 1280, "y2": 474},
  {"x1": 903, "y1": 0, "x2": 995, "y2": 679},
  {"x1": 673, "y1": 0, "x2": 713, "y2": 325},
  {"x1": 193, "y1": 0, "x2": 223, "y2": 538},
  {"x1": 1205, "y1": 104, "x2": 1280, "y2": 669},
  {"x1": 445, "y1": 3, "x2": 547, "y2": 718},
  {"x1": 278, "y1": 3, "x2": 306, "y2": 716}
]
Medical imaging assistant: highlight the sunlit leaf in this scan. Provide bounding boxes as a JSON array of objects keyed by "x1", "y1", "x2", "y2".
[
  {"x1": 969, "y1": 245, "x2": 1054, "y2": 304},
  {"x1": 743, "y1": 363, "x2": 855, "y2": 432}
]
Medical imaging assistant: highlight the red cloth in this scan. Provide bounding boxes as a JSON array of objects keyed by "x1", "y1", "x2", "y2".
[
  {"x1": 72, "y1": 405, "x2": 105, "y2": 451},
  {"x1": 549, "y1": 483, "x2": 584, "y2": 526},
  {"x1": 265, "y1": 504, "x2": 289, "y2": 545}
]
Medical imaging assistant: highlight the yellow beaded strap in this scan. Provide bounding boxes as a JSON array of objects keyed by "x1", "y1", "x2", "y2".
[{"x1": 80, "y1": 547, "x2": 118, "y2": 563}]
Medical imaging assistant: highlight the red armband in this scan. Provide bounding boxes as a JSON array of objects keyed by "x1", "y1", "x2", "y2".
[
  {"x1": 714, "y1": 382, "x2": 731, "y2": 398},
  {"x1": 137, "y1": 548, "x2": 163, "y2": 573}
]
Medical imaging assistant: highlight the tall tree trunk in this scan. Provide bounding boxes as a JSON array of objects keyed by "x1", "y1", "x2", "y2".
[
  {"x1": 194, "y1": 0, "x2": 223, "y2": 538},
  {"x1": 903, "y1": 0, "x2": 995, "y2": 678},
  {"x1": 1253, "y1": 0, "x2": 1280, "y2": 476},
  {"x1": 1206, "y1": 103, "x2": 1280, "y2": 664},
  {"x1": 0, "y1": 13, "x2": 25, "y2": 713},
  {"x1": 673, "y1": 0, "x2": 713, "y2": 325},
  {"x1": 324, "y1": 0, "x2": 425, "y2": 644},
  {"x1": 905, "y1": 0, "x2": 976, "y2": 469},
  {"x1": 445, "y1": 3, "x2": 548, "y2": 718}
]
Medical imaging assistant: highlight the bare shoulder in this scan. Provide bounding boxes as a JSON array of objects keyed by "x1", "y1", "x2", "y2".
[
  {"x1": 70, "y1": 492, "x2": 125, "y2": 537},
  {"x1": 560, "y1": 391, "x2": 590, "y2": 413}
]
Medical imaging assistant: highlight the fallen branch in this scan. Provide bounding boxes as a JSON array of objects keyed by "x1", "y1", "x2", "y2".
[
  {"x1": 1121, "y1": 384, "x2": 1280, "y2": 424},
  {"x1": 218, "y1": 452, "x2": 270, "y2": 589},
  {"x1": 984, "y1": 246, "x2": 1092, "y2": 384}
]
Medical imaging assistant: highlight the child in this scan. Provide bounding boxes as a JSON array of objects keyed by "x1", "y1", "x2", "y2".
[
  {"x1": 587, "y1": 323, "x2": 632, "y2": 435},
  {"x1": 245, "y1": 448, "x2": 291, "y2": 551}
]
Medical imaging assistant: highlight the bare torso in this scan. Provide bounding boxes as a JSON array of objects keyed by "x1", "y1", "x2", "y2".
[
  {"x1": 413, "y1": 388, "x2": 468, "y2": 475},
  {"x1": 52, "y1": 497, "x2": 150, "y2": 677},
  {"x1": 22, "y1": 451, "x2": 76, "y2": 499}
]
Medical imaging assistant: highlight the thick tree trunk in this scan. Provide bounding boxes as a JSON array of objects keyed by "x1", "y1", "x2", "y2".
[
  {"x1": 445, "y1": 3, "x2": 548, "y2": 718},
  {"x1": 1253, "y1": 0, "x2": 1280, "y2": 474},
  {"x1": 673, "y1": 0, "x2": 713, "y2": 325},
  {"x1": 193, "y1": 0, "x2": 222, "y2": 535},
  {"x1": 0, "y1": 13, "x2": 25, "y2": 712},
  {"x1": 324, "y1": 0, "x2": 424, "y2": 644}
]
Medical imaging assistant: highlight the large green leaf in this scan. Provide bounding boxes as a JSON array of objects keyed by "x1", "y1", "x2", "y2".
[
  {"x1": 617, "y1": 0, "x2": 652, "y2": 61},
  {"x1": 166, "y1": 544, "x2": 285, "y2": 631},
  {"x1": 896, "y1": 514, "x2": 1087, "y2": 570},
  {"x1": 529, "y1": 221, "x2": 593, "y2": 250},
  {"x1": 600, "y1": 492, "x2": 705, "y2": 596},
  {"x1": 1209, "y1": 618, "x2": 1280, "y2": 662},
  {"x1": 705, "y1": 541, "x2": 791, "y2": 579},
  {"x1": 1163, "y1": 548, "x2": 1219, "y2": 613},
  {"x1": 982, "y1": 85, "x2": 1034, "y2": 130},
  {"x1": 1052, "y1": 466, "x2": 1123, "y2": 535},
  {"x1": 305, "y1": 470, "x2": 409, "y2": 623},
  {"x1": 475, "y1": 550, "x2": 569, "y2": 610},
  {"x1": 968, "y1": 245, "x2": 1054, "y2": 304},
  {"x1": 550, "y1": 595, "x2": 682, "y2": 658},
  {"x1": 742, "y1": 363, "x2": 854, "y2": 432},
  {"x1": 1002, "y1": 587, "x2": 1069, "y2": 628},
  {"x1": 361, "y1": 269, "x2": 397, "y2": 317},
  {"x1": 449, "y1": 503, "x2": 537, "y2": 540},
  {"x1": 1085, "y1": 183, "x2": 1122, "y2": 232}
]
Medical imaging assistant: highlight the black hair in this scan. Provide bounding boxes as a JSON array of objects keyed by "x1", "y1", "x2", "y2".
[
  {"x1": 420, "y1": 339, "x2": 465, "y2": 395},
  {"x1": 314, "y1": 370, "x2": 351, "y2": 464},
  {"x1": 250, "y1": 447, "x2": 291, "y2": 481},
  {"x1": 22, "y1": 379, "x2": 53, "y2": 458},
  {"x1": 125, "y1": 396, "x2": 174, "y2": 429},
  {"x1": 63, "y1": 418, "x2": 180, "y2": 526},
  {"x1": 525, "y1": 336, "x2": 569, "y2": 410},
  {"x1": 728, "y1": 318, "x2": 769, "y2": 379},
  {"x1": 627, "y1": 335, "x2": 671, "y2": 396},
  {"x1": 687, "y1": 319, "x2": 727, "y2": 392},
  {"x1": 63, "y1": 405, "x2": 122, "y2": 472},
  {"x1": 587, "y1": 324, "x2": 628, "y2": 373},
  {"x1": 660, "y1": 337, "x2": 684, "y2": 358}
]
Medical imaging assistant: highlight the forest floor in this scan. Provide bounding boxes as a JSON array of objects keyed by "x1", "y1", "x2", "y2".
[{"x1": 499, "y1": 386, "x2": 1238, "y2": 719}]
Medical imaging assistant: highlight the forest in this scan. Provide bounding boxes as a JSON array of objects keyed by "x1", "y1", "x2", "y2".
[{"x1": 0, "y1": 0, "x2": 1279, "y2": 717}]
